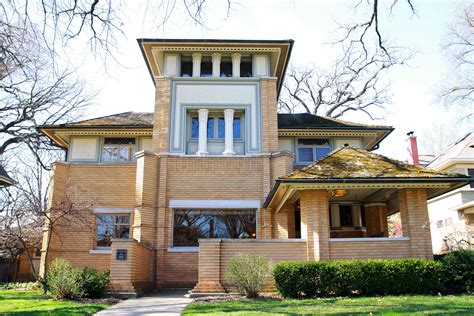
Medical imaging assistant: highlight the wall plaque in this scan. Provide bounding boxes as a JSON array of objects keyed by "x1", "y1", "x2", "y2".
[{"x1": 116, "y1": 249, "x2": 127, "y2": 260}]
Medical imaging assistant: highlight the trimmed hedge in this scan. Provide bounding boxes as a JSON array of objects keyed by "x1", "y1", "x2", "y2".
[
  {"x1": 438, "y1": 249, "x2": 474, "y2": 294},
  {"x1": 273, "y1": 259, "x2": 444, "y2": 298}
]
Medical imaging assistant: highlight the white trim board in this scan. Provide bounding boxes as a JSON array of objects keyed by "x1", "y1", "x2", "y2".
[
  {"x1": 93, "y1": 208, "x2": 134, "y2": 214},
  {"x1": 169, "y1": 200, "x2": 261, "y2": 209}
]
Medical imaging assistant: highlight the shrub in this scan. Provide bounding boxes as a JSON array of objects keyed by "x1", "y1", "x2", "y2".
[
  {"x1": 273, "y1": 259, "x2": 443, "y2": 298},
  {"x1": 0, "y1": 282, "x2": 39, "y2": 290},
  {"x1": 47, "y1": 258, "x2": 83, "y2": 299},
  {"x1": 439, "y1": 249, "x2": 474, "y2": 293},
  {"x1": 225, "y1": 254, "x2": 271, "y2": 298},
  {"x1": 80, "y1": 268, "x2": 110, "y2": 298}
]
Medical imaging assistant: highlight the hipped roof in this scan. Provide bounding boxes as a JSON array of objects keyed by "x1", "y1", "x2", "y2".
[{"x1": 0, "y1": 165, "x2": 14, "y2": 186}]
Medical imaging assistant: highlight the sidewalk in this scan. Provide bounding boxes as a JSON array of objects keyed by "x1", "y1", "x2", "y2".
[{"x1": 95, "y1": 289, "x2": 193, "y2": 316}]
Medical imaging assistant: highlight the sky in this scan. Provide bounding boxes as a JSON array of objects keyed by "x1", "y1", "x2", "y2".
[{"x1": 67, "y1": 0, "x2": 472, "y2": 160}]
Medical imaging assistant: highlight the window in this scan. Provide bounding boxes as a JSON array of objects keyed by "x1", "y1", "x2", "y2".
[
  {"x1": 220, "y1": 57, "x2": 232, "y2": 77},
  {"x1": 339, "y1": 205, "x2": 353, "y2": 227},
  {"x1": 173, "y1": 209, "x2": 256, "y2": 247},
  {"x1": 468, "y1": 169, "x2": 474, "y2": 188},
  {"x1": 190, "y1": 114, "x2": 242, "y2": 139},
  {"x1": 297, "y1": 138, "x2": 331, "y2": 163},
  {"x1": 101, "y1": 138, "x2": 136, "y2": 162},
  {"x1": 34, "y1": 248, "x2": 41, "y2": 257},
  {"x1": 200, "y1": 56, "x2": 212, "y2": 77},
  {"x1": 180, "y1": 56, "x2": 192, "y2": 77},
  {"x1": 240, "y1": 57, "x2": 253, "y2": 77},
  {"x1": 96, "y1": 215, "x2": 130, "y2": 248}
]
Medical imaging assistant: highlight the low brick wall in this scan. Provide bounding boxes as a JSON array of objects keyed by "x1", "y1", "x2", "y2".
[
  {"x1": 193, "y1": 239, "x2": 306, "y2": 293},
  {"x1": 329, "y1": 237, "x2": 412, "y2": 260},
  {"x1": 109, "y1": 239, "x2": 154, "y2": 293}
]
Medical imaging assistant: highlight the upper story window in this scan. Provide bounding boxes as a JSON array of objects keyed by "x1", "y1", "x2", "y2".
[
  {"x1": 240, "y1": 56, "x2": 253, "y2": 77},
  {"x1": 297, "y1": 138, "x2": 331, "y2": 164},
  {"x1": 101, "y1": 137, "x2": 136, "y2": 163},
  {"x1": 177, "y1": 53, "x2": 254, "y2": 78},
  {"x1": 190, "y1": 115, "x2": 242, "y2": 139},
  {"x1": 181, "y1": 56, "x2": 192, "y2": 77},
  {"x1": 200, "y1": 56, "x2": 212, "y2": 77}
]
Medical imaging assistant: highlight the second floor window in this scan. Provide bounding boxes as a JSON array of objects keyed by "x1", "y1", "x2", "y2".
[
  {"x1": 191, "y1": 116, "x2": 241, "y2": 139},
  {"x1": 102, "y1": 138, "x2": 136, "y2": 162},
  {"x1": 297, "y1": 138, "x2": 331, "y2": 163}
]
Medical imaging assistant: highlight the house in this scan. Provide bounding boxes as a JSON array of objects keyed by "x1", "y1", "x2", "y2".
[
  {"x1": 427, "y1": 132, "x2": 474, "y2": 253},
  {"x1": 38, "y1": 39, "x2": 471, "y2": 295},
  {"x1": 0, "y1": 165, "x2": 14, "y2": 187}
]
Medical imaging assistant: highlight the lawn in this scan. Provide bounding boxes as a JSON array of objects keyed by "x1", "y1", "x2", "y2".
[
  {"x1": 0, "y1": 289, "x2": 110, "y2": 315},
  {"x1": 183, "y1": 295, "x2": 474, "y2": 315}
]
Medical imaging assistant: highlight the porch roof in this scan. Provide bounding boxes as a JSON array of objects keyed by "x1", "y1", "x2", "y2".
[
  {"x1": 264, "y1": 147, "x2": 472, "y2": 209},
  {"x1": 0, "y1": 165, "x2": 14, "y2": 186}
]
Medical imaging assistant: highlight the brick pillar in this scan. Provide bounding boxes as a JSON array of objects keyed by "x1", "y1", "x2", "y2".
[
  {"x1": 133, "y1": 152, "x2": 159, "y2": 246},
  {"x1": 398, "y1": 189, "x2": 433, "y2": 259},
  {"x1": 300, "y1": 190, "x2": 330, "y2": 261},
  {"x1": 260, "y1": 78, "x2": 279, "y2": 153},
  {"x1": 364, "y1": 203, "x2": 388, "y2": 237},
  {"x1": 192, "y1": 239, "x2": 225, "y2": 293},
  {"x1": 156, "y1": 156, "x2": 168, "y2": 287},
  {"x1": 152, "y1": 77, "x2": 172, "y2": 154}
]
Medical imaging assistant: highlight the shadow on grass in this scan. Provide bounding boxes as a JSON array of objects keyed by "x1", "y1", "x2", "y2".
[{"x1": 183, "y1": 296, "x2": 474, "y2": 315}]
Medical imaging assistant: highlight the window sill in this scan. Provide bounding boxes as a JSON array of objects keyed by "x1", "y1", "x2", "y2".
[
  {"x1": 89, "y1": 249, "x2": 112, "y2": 254},
  {"x1": 167, "y1": 247, "x2": 199, "y2": 253}
]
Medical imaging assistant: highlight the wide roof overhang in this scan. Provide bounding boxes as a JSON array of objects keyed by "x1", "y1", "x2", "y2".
[{"x1": 264, "y1": 177, "x2": 472, "y2": 212}]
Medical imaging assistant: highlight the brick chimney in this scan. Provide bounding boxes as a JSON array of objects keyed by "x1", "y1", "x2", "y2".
[{"x1": 406, "y1": 131, "x2": 420, "y2": 165}]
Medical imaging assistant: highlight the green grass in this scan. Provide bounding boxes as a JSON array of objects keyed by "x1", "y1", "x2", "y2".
[
  {"x1": 183, "y1": 295, "x2": 474, "y2": 315},
  {"x1": 0, "y1": 289, "x2": 109, "y2": 315}
]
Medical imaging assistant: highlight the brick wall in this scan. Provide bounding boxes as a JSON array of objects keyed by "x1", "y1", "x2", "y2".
[
  {"x1": 40, "y1": 163, "x2": 136, "y2": 275},
  {"x1": 329, "y1": 239, "x2": 412, "y2": 259},
  {"x1": 152, "y1": 77, "x2": 172, "y2": 153},
  {"x1": 193, "y1": 239, "x2": 306, "y2": 293}
]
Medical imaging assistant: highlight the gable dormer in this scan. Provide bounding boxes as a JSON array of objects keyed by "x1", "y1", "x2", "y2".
[{"x1": 138, "y1": 39, "x2": 294, "y2": 156}]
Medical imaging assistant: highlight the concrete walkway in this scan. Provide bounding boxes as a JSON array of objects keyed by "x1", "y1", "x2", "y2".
[{"x1": 95, "y1": 289, "x2": 193, "y2": 316}]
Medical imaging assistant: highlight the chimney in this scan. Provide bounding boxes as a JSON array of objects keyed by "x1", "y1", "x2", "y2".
[{"x1": 406, "y1": 131, "x2": 420, "y2": 165}]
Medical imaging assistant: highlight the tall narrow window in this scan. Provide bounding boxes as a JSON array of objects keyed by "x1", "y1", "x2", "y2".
[
  {"x1": 200, "y1": 56, "x2": 212, "y2": 77},
  {"x1": 180, "y1": 56, "x2": 192, "y2": 77},
  {"x1": 96, "y1": 215, "x2": 130, "y2": 248},
  {"x1": 207, "y1": 118, "x2": 215, "y2": 138},
  {"x1": 339, "y1": 205, "x2": 353, "y2": 227},
  {"x1": 101, "y1": 138, "x2": 136, "y2": 162},
  {"x1": 240, "y1": 56, "x2": 253, "y2": 77},
  {"x1": 191, "y1": 117, "x2": 199, "y2": 138}
]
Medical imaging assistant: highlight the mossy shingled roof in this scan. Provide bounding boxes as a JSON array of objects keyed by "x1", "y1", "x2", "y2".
[
  {"x1": 61, "y1": 112, "x2": 154, "y2": 127},
  {"x1": 283, "y1": 147, "x2": 463, "y2": 180}
]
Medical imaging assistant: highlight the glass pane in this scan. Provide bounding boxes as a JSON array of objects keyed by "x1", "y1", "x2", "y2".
[
  {"x1": 468, "y1": 169, "x2": 474, "y2": 188},
  {"x1": 191, "y1": 117, "x2": 199, "y2": 138},
  {"x1": 315, "y1": 147, "x2": 331, "y2": 160},
  {"x1": 298, "y1": 139, "x2": 330, "y2": 146},
  {"x1": 233, "y1": 118, "x2": 241, "y2": 138},
  {"x1": 118, "y1": 147, "x2": 131, "y2": 162},
  {"x1": 96, "y1": 216, "x2": 114, "y2": 247},
  {"x1": 298, "y1": 148, "x2": 313, "y2": 162},
  {"x1": 207, "y1": 118, "x2": 214, "y2": 138},
  {"x1": 173, "y1": 209, "x2": 256, "y2": 247},
  {"x1": 340, "y1": 205, "x2": 353, "y2": 227},
  {"x1": 218, "y1": 117, "x2": 225, "y2": 138},
  {"x1": 102, "y1": 146, "x2": 118, "y2": 162}
]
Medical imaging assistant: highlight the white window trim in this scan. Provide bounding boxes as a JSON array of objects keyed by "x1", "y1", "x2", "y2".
[
  {"x1": 89, "y1": 249, "x2": 112, "y2": 254},
  {"x1": 167, "y1": 247, "x2": 199, "y2": 253},
  {"x1": 169, "y1": 199, "x2": 260, "y2": 209},
  {"x1": 93, "y1": 208, "x2": 134, "y2": 214}
]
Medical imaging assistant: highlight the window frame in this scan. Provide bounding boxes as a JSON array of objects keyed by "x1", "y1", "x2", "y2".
[
  {"x1": 95, "y1": 214, "x2": 131, "y2": 249},
  {"x1": 296, "y1": 138, "x2": 332, "y2": 164}
]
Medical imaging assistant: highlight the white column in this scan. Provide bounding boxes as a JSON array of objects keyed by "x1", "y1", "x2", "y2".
[
  {"x1": 192, "y1": 53, "x2": 202, "y2": 77},
  {"x1": 212, "y1": 53, "x2": 221, "y2": 77},
  {"x1": 196, "y1": 109, "x2": 209, "y2": 156},
  {"x1": 330, "y1": 204, "x2": 340, "y2": 228},
  {"x1": 352, "y1": 204, "x2": 363, "y2": 227},
  {"x1": 223, "y1": 109, "x2": 235, "y2": 155},
  {"x1": 231, "y1": 53, "x2": 241, "y2": 77}
]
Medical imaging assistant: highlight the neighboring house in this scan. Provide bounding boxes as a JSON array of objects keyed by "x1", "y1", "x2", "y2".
[
  {"x1": 427, "y1": 133, "x2": 474, "y2": 254},
  {"x1": 38, "y1": 39, "x2": 470, "y2": 295},
  {"x1": 0, "y1": 165, "x2": 14, "y2": 187}
]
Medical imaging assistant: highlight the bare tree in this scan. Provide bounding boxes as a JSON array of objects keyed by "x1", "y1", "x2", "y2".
[
  {"x1": 280, "y1": 43, "x2": 409, "y2": 119},
  {"x1": 1, "y1": 17, "x2": 92, "y2": 169},
  {"x1": 3, "y1": 0, "x2": 235, "y2": 58},
  {"x1": 440, "y1": 2, "x2": 474, "y2": 120}
]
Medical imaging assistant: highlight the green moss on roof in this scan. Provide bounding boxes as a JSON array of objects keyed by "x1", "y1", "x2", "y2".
[
  {"x1": 283, "y1": 147, "x2": 464, "y2": 179},
  {"x1": 64, "y1": 112, "x2": 153, "y2": 127}
]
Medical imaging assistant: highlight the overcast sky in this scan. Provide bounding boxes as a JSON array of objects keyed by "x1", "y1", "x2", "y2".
[{"x1": 69, "y1": 0, "x2": 472, "y2": 160}]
